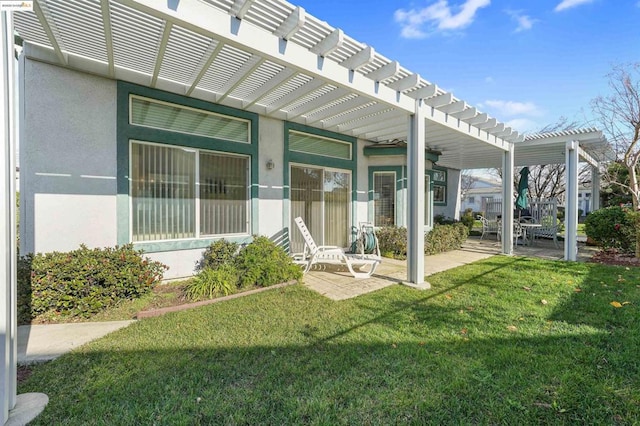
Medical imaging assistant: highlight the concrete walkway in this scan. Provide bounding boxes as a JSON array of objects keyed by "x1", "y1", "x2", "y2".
[
  {"x1": 18, "y1": 320, "x2": 135, "y2": 364},
  {"x1": 303, "y1": 238, "x2": 501, "y2": 301}
]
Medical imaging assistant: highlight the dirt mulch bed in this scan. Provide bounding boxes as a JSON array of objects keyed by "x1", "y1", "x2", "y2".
[{"x1": 590, "y1": 249, "x2": 640, "y2": 267}]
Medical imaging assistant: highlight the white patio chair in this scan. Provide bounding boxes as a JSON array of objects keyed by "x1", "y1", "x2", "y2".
[
  {"x1": 477, "y1": 215, "x2": 499, "y2": 240},
  {"x1": 291, "y1": 217, "x2": 381, "y2": 278}
]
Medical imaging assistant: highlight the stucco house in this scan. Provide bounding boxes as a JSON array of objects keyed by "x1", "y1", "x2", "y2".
[
  {"x1": 12, "y1": 0, "x2": 497, "y2": 282},
  {"x1": 11, "y1": 0, "x2": 611, "y2": 284}
]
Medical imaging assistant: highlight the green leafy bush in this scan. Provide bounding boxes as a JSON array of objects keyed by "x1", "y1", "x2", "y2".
[
  {"x1": 185, "y1": 264, "x2": 238, "y2": 301},
  {"x1": 584, "y1": 206, "x2": 636, "y2": 253},
  {"x1": 198, "y1": 239, "x2": 239, "y2": 271},
  {"x1": 20, "y1": 244, "x2": 167, "y2": 321},
  {"x1": 235, "y1": 236, "x2": 302, "y2": 288},
  {"x1": 460, "y1": 208, "x2": 475, "y2": 233},
  {"x1": 376, "y1": 226, "x2": 408, "y2": 259},
  {"x1": 425, "y1": 223, "x2": 469, "y2": 255},
  {"x1": 376, "y1": 223, "x2": 469, "y2": 259}
]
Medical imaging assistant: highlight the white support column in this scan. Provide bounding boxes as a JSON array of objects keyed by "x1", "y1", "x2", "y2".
[
  {"x1": 0, "y1": 10, "x2": 16, "y2": 423},
  {"x1": 405, "y1": 100, "x2": 429, "y2": 289},
  {"x1": 591, "y1": 165, "x2": 600, "y2": 212},
  {"x1": 565, "y1": 140, "x2": 579, "y2": 261},
  {"x1": 501, "y1": 145, "x2": 514, "y2": 255}
]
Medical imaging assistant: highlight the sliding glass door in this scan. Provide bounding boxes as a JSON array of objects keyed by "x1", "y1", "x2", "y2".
[{"x1": 290, "y1": 165, "x2": 351, "y2": 253}]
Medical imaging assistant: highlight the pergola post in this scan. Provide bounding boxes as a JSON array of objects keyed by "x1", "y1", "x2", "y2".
[
  {"x1": 1, "y1": 10, "x2": 17, "y2": 423},
  {"x1": 405, "y1": 100, "x2": 429, "y2": 289},
  {"x1": 591, "y1": 165, "x2": 600, "y2": 212},
  {"x1": 501, "y1": 144, "x2": 514, "y2": 255},
  {"x1": 565, "y1": 140, "x2": 579, "y2": 261}
]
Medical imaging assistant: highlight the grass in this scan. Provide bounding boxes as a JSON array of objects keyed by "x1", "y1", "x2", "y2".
[{"x1": 19, "y1": 256, "x2": 640, "y2": 424}]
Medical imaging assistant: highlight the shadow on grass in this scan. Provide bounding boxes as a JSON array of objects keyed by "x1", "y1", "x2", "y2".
[{"x1": 18, "y1": 258, "x2": 640, "y2": 425}]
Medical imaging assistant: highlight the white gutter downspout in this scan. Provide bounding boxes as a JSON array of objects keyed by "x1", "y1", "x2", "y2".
[
  {"x1": 405, "y1": 99, "x2": 429, "y2": 289},
  {"x1": 565, "y1": 140, "x2": 579, "y2": 261}
]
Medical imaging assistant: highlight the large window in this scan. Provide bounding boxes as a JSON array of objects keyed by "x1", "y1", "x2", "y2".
[
  {"x1": 373, "y1": 172, "x2": 395, "y2": 226},
  {"x1": 131, "y1": 141, "x2": 249, "y2": 242}
]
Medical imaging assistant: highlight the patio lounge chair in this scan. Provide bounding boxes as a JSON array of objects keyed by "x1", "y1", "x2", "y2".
[{"x1": 292, "y1": 217, "x2": 381, "y2": 278}]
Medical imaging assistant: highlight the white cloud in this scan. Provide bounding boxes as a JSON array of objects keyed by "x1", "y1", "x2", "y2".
[
  {"x1": 394, "y1": 0, "x2": 491, "y2": 39},
  {"x1": 484, "y1": 76, "x2": 495, "y2": 84},
  {"x1": 504, "y1": 118, "x2": 540, "y2": 133},
  {"x1": 505, "y1": 10, "x2": 537, "y2": 32},
  {"x1": 554, "y1": 0, "x2": 594, "y2": 12},
  {"x1": 484, "y1": 100, "x2": 542, "y2": 117}
]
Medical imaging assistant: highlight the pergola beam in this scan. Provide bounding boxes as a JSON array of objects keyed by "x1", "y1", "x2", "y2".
[
  {"x1": 274, "y1": 6, "x2": 305, "y2": 40},
  {"x1": 340, "y1": 45, "x2": 374, "y2": 71},
  {"x1": 216, "y1": 55, "x2": 264, "y2": 102},
  {"x1": 387, "y1": 73, "x2": 421, "y2": 92},
  {"x1": 242, "y1": 68, "x2": 296, "y2": 108},
  {"x1": 100, "y1": 1, "x2": 115, "y2": 78},
  {"x1": 33, "y1": 0, "x2": 67, "y2": 66},
  {"x1": 230, "y1": 0, "x2": 256, "y2": 19},
  {"x1": 151, "y1": 21, "x2": 172, "y2": 88},
  {"x1": 310, "y1": 28, "x2": 343, "y2": 57},
  {"x1": 366, "y1": 60, "x2": 399, "y2": 82},
  {"x1": 186, "y1": 40, "x2": 223, "y2": 96}
]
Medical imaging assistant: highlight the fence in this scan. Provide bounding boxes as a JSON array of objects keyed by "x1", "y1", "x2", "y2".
[{"x1": 481, "y1": 197, "x2": 558, "y2": 224}]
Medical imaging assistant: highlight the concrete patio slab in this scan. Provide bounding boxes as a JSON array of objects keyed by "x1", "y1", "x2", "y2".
[{"x1": 303, "y1": 237, "x2": 595, "y2": 301}]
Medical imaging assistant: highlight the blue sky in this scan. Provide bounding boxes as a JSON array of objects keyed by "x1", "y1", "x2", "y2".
[{"x1": 293, "y1": 0, "x2": 639, "y2": 134}]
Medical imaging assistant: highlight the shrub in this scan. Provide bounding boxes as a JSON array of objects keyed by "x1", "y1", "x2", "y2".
[
  {"x1": 376, "y1": 223, "x2": 469, "y2": 259},
  {"x1": 425, "y1": 223, "x2": 469, "y2": 255},
  {"x1": 376, "y1": 226, "x2": 408, "y2": 259},
  {"x1": 22, "y1": 244, "x2": 167, "y2": 321},
  {"x1": 460, "y1": 208, "x2": 475, "y2": 233},
  {"x1": 184, "y1": 264, "x2": 238, "y2": 301},
  {"x1": 198, "y1": 239, "x2": 239, "y2": 271},
  {"x1": 584, "y1": 206, "x2": 636, "y2": 253},
  {"x1": 234, "y1": 236, "x2": 302, "y2": 288}
]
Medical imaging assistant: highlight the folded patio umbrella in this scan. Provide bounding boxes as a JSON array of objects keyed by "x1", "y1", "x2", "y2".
[{"x1": 515, "y1": 166, "x2": 529, "y2": 211}]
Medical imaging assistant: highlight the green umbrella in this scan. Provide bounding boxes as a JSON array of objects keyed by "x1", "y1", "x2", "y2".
[{"x1": 515, "y1": 167, "x2": 529, "y2": 211}]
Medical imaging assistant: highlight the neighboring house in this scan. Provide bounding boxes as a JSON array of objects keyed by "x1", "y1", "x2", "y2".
[{"x1": 460, "y1": 177, "x2": 502, "y2": 215}]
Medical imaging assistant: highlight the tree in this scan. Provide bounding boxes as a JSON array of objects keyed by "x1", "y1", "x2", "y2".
[
  {"x1": 460, "y1": 170, "x2": 478, "y2": 200},
  {"x1": 491, "y1": 118, "x2": 591, "y2": 200},
  {"x1": 591, "y1": 63, "x2": 640, "y2": 257}
]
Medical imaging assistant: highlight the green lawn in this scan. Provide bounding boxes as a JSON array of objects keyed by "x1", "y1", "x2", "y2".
[{"x1": 20, "y1": 256, "x2": 640, "y2": 425}]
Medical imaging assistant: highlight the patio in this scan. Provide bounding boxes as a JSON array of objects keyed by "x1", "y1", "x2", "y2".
[{"x1": 303, "y1": 236, "x2": 598, "y2": 300}]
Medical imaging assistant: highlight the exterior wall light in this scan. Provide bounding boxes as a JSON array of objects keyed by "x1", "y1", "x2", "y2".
[{"x1": 266, "y1": 159, "x2": 275, "y2": 170}]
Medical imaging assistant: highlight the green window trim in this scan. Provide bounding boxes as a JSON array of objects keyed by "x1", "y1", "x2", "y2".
[
  {"x1": 117, "y1": 81, "x2": 259, "y2": 252},
  {"x1": 368, "y1": 166, "x2": 404, "y2": 226},
  {"x1": 283, "y1": 121, "x2": 357, "y2": 200},
  {"x1": 429, "y1": 166, "x2": 447, "y2": 206}
]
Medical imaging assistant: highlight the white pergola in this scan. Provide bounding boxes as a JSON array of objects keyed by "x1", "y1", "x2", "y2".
[
  {"x1": 10, "y1": 0, "x2": 530, "y2": 286},
  {"x1": 0, "y1": 0, "x2": 611, "y2": 422}
]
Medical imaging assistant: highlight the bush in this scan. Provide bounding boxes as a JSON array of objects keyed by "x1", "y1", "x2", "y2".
[
  {"x1": 584, "y1": 206, "x2": 636, "y2": 253},
  {"x1": 376, "y1": 226, "x2": 408, "y2": 259},
  {"x1": 20, "y1": 244, "x2": 167, "y2": 321},
  {"x1": 460, "y1": 208, "x2": 475, "y2": 233},
  {"x1": 235, "y1": 236, "x2": 302, "y2": 288},
  {"x1": 376, "y1": 223, "x2": 469, "y2": 259},
  {"x1": 198, "y1": 239, "x2": 239, "y2": 271},
  {"x1": 185, "y1": 264, "x2": 238, "y2": 301},
  {"x1": 425, "y1": 223, "x2": 469, "y2": 255}
]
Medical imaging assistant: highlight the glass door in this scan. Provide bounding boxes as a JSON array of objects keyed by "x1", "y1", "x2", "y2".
[{"x1": 290, "y1": 165, "x2": 351, "y2": 253}]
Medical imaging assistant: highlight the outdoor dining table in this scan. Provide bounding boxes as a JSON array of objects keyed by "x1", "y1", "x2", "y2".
[{"x1": 519, "y1": 223, "x2": 542, "y2": 246}]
